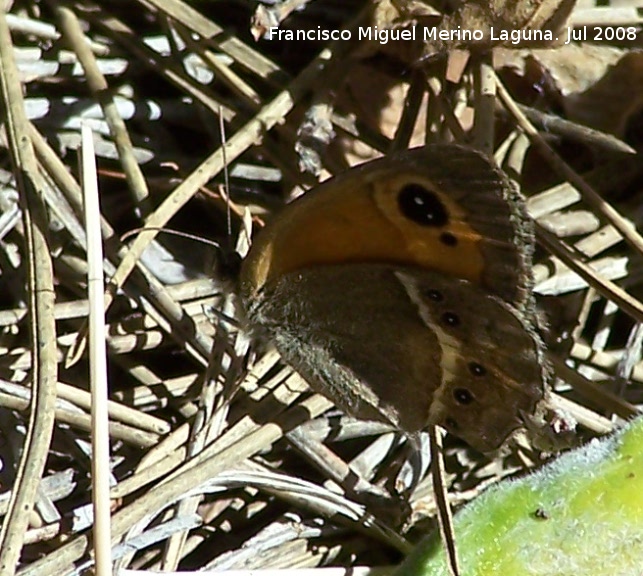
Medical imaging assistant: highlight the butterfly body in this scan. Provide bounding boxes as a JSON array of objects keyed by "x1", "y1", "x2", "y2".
[{"x1": 240, "y1": 145, "x2": 548, "y2": 452}]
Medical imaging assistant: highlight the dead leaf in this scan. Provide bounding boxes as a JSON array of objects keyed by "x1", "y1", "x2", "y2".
[
  {"x1": 495, "y1": 43, "x2": 624, "y2": 95},
  {"x1": 368, "y1": 0, "x2": 577, "y2": 60},
  {"x1": 336, "y1": 63, "x2": 429, "y2": 164},
  {"x1": 565, "y1": 52, "x2": 643, "y2": 140},
  {"x1": 250, "y1": 0, "x2": 313, "y2": 41}
]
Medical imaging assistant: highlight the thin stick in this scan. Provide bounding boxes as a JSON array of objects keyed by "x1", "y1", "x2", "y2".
[
  {"x1": 80, "y1": 123, "x2": 113, "y2": 575},
  {"x1": 0, "y1": 11, "x2": 57, "y2": 575},
  {"x1": 21, "y1": 392, "x2": 335, "y2": 574},
  {"x1": 497, "y1": 104, "x2": 635, "y2": 155},
  {"x1": 472, "y1": 51, "x2": 496, "y2": 155},
  {"x1": 429, "y1": 426, "x2": 460, "y2": 576},
  {"x1": 537, "y1": 226, "x2": 643, "y2": 323},
  {"x1": 495, "y1": 71, "x2": 643, "y2": 259},
  {"x1": 57, "y1": 7, "x2": 151, "y2": 214}
]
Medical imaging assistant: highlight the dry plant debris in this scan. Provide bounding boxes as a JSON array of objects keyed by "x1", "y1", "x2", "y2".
[{"x1": 0, "y1": 0, "x2": 641, "y2": 574}]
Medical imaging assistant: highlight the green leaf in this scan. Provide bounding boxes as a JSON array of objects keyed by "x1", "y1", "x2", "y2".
[{"x1": 397, "y1": 417, "x2": 643, "y2": 576}]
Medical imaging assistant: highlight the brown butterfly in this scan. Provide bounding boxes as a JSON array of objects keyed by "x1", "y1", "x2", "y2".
[{"x1": 239, "y1": 145, "x2": 549, "y2": 452}]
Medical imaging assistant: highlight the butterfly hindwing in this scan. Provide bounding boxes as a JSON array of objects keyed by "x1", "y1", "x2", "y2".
[{"x1": 396, "y1": 269, "x2": 547, "y2": 451}]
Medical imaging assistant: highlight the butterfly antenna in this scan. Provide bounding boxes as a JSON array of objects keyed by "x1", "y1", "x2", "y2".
[
  {"x1": 120, "y1": 227, "x2": 220, "y2": 249},
  {"x1": 120, "y1": 226, "x2": 241, "y2": 283},
  {"x1": 219, "y1": 104, "x2": 232, "y2": 240}
]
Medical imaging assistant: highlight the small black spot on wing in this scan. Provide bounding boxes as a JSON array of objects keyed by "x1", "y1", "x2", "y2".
[
  {"x1": 440, "y1": 311, "x2": 460, "y2": 327},
  {"x1": 453, "y1": 387, "x2": 474, "y2": 404}
]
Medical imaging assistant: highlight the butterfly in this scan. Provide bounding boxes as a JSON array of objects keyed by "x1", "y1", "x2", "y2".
[{"x1": 238, "y1": 144, "x2": 549, "y2": 452}]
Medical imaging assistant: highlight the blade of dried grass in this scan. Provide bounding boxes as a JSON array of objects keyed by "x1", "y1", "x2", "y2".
[
  {"x1": 389, "y1": 70, "x2": 425, "y2": 152},
  {"x1": 72, "y1": 8, "x2": 305, "y2": 197},
  {"x1": 496, "y1": 71, "x2": 643, "y2": 259},
  {"x1": 0, "y1": 377, "x2": 169, "y2": 434},
  {"x1": 471, "y1": 51, "x2": 496, "y2": 155},
  {"x1": 526, "y1": 155, "x2": 642, "y2": 220},
  {"x1": 0, "y1": 392, "x2": 159, "y2": 447},
  {"x1": 172, "y1": 20, "x2": 263, "y2": 108},
  {"x1": 428, "y1": 426, "x2": 459, "y2": 576},
  {"x1": 58, "y1": 8, "x2": 151, "y2": 213},
  {"x1": 80, "y1": 122, "x2": 113, "y2": 575},
  {"x1": 20, "y1": 391, "x2": 333, "y2": 575},
  {"x1": 537, "y1": 226, "x2": 643, "y2": 322},
  {"x1": 425, "y1": 77, "x2": 466, "y2": 142},
  {"x1": 164, "y1": 371, "x2": 318, "y2": 483},
  {"x1": 550, "y1": 354, "x2": 640, "y2": 419},
  {"x1": 160, "y1": 317, "x2": 243, "y2": 570},
  {"x1": 111, "y1": 351, "x2": 282, "y2": 499},
  {"x1": 143, "y1": 352, "x2": 282, "y2": 465},
  {"x1": 287, "y1": 427, "x2": 394, "y2": 502},
  {"x1": 138, "y1": 0, "x2": 289, "y2": 86},
  {"x1": 501, "y1": 104, "x2": 636, "y2": 154},
  {"x1": 83, "y1": 4, "x2": 236, "y2": 122},
  {"x1": 27, "y1": 124, "x2": 213, "y2": 366},
  {"x1": 546, "y1": 392, "x2": 614, "y2": 435},
  {"x1": 193, "y1": 462, "x2": 412, "y2": 553},
  {"x1": 6, "y1": 12, "x2": 109, "y2": 54},
  {"x1": 0, "y1": 11, "x2": 57, "y2": 575},
  {"x1": 95, "y1": 44, "x2": 337, "y2": 339},
  {"x1": 92, "y1": 386, "x2": 169, "y2": 433},
  {"x1": 110, "y1": 445, "x2": 186, "y2": 499},
  {"x1": 570, "y1": 342, "x2": 643, "y2": 385}
]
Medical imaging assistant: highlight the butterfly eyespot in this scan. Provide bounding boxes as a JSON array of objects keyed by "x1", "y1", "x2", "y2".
[
  {"x1": 397, "y1": 184, "x2": 448, "y2": 227},
  {"x1": 441, "y1": 312, "x2": 460, "y2": 327},
  {"x1": 445, "y1": 417, "x2": 459, "y2": 430},
  {"x1": 453, "y1": 387, "x2": 474, "y2": 405},
  {"x1": 424, "y1": 289, "x2": 444, "y2": 302},
  {"x1": 439, "y1": 232, "x2": 458, "y2": 247},
  {"x1": 468, "y1": 362, "x2": 486, "y2": 377}
]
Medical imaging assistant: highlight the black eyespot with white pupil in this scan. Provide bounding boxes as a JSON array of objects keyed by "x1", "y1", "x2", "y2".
[
  {"x1": 445, "y1": 417, "x2": 458, "y2": 430},
  {"x1": 441, "y1": 312, "x2": 460, "y2": 327},
  {"x1": 424, "y1": 289, "x2": 444, "y2": 302},
  {"x1": 469, "y1": 362, "x2": 486, "y2": 377},
  {"x1": 453, "y1": 387, "x2": 474, "y2": 405},
  {"x1": 397, "y1": 184, "x2": 449, "y2": 227}
]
